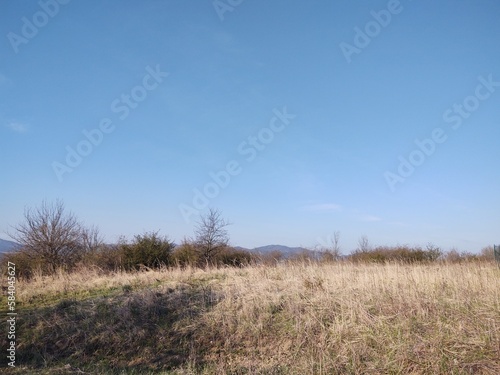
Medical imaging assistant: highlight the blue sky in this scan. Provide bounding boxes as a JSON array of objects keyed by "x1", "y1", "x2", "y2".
[{"x1": 1, "y1": 0, "x2": 499, "y2": 252}]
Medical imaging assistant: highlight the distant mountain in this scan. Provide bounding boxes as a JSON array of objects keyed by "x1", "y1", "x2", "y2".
[
  {"x1": 252, "y1": 245, "x2": 309, "y2": 255},
  {"x1": 236, "y1": 244, "x2": 314, "y2": 258},
  {"x1": 0, "y1": 239, "x2": 20, "y2": 254}
]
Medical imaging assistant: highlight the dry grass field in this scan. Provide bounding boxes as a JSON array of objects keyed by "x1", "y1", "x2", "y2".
[{"x1": 2, "y1": 261, "x2": 499, "y2": 374}]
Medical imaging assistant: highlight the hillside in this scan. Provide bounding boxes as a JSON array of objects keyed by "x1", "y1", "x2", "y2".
[
  {"x1": 237, "y1": 244, "x2": 315, "y2": 257},
  {"x1": 2, "y1": 262, "x2": 499, "y2": 374},
  {"x1": 0, "y1": 238, "x2": 19, "y2": 254}
]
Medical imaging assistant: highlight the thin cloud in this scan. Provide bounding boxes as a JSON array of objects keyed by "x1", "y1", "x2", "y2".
[
  {"x1": 358, "y1": 214, "x2": 382, "y2": 222},
  {"x1": 388, "y1": 221, "x2": 407, "y2": 227},
  {"x1": 302, "y1": 203, "x2": 342, "y2": 212},
  {"x1": 6, "y1": 122, "x2": 29, "y2": 133}
]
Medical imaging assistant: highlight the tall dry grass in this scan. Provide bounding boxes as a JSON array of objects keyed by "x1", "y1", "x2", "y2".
[
  {"x1": 4, "y1": 262, "x2": 500, "y2": 374},
  {"x1": 198, "y1": 262, "x2": 499, "y2": 374}
]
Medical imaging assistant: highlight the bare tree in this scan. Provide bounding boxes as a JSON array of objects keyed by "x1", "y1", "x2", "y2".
[
  {"x1": 10, "y1": 200, "x2": 87, "y2": 272},
  {"x1": 194, "y1": 208, "x2": 230, "y2": 265},
  {"x1": 357, "y1": 235, "x2": 370, "y2": 252},
  {"x1": 81, "y1": 225, "x2": 104, "y2": 253},
  {"x1": 317, "y1": 231, "x2": 341, "y2": 262},
  {"x1": 330, "y1": 231, "x2": 341, "y2": 257}
]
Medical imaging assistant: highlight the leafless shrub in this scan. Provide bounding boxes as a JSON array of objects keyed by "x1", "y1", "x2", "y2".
[
  {"x1": 7, "y1": 200, "x2": 101, "y2": 276},
  {"x1": 194, "y1": 208, "x2": 230, "y2": 265}
]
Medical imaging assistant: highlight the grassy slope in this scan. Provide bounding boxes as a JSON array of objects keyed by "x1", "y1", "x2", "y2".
[{"x1": 1, "y1": 262, "x2": 499, "y2": 374}]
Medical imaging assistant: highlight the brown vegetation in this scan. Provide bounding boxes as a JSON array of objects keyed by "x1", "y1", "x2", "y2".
[
  {"x1": 2, "y1": 201, "x2": 498, "y2": 373},
  {"x1": 1, "y1": 261, "x2": 498, "y2": 374}
]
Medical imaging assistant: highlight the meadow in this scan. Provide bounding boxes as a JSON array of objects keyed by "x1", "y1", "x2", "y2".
[{"x1": 1, "y1": 260, "x2": 499, "y2": 374}]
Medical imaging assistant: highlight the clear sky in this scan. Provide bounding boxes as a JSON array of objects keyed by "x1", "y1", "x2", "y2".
[{"x1": 1, "y1": 0, "x2": 499, "y2": 253}]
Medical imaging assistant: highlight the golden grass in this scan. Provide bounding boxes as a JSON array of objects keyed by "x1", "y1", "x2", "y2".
[
  {"x1": 4, "y1": 262, "x2": 500, "y2": 374},
  {"x1": 198, "y1": 262, "x2": 500, "y2": 374}
]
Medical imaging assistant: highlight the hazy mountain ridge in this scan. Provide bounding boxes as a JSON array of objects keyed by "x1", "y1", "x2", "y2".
[
  {"x1": 236, "y1": 244, "x2": 313, "y2": 257},
  {"x1": 0, "y1": 239, "x2": 20, "y2": 254}
]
